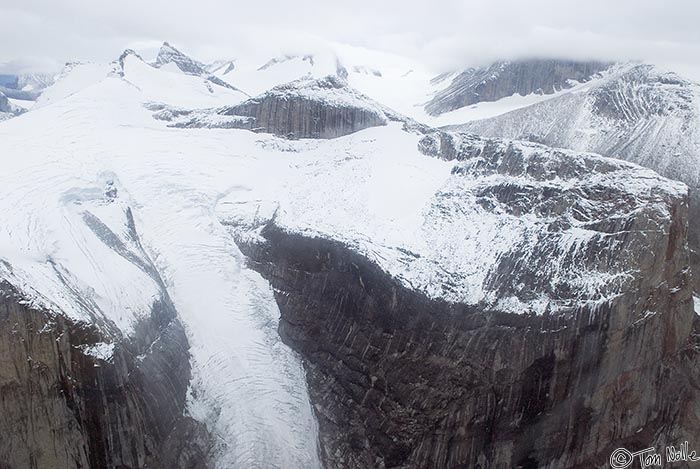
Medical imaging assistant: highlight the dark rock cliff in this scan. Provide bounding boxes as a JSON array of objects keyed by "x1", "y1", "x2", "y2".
[
  {"x1": 0, "y1": 281, "x2": 210, "y2": 469},
  {"x1": 426, "y1": 59, "x2": 611, "y2": 116},
  {"x1": 233, "y1": 135, "x2": 700, "y2": 468},
  {"x1": 238, "y1": 222, "x2": 700, "y2": 469},
  {"x1": 164, "y1": 75, "x2": 389, "y2": 139},
  {"x1": 0, "y1": 189, "x2": 211, "y2": 469}
]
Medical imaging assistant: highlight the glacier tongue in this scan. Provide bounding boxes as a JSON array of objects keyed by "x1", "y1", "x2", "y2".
[{"x1": 131, "y1": 181, "x2": 321, "y2": 468}]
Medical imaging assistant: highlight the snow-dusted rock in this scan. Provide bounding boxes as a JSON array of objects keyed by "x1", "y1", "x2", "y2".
[
  {"x1": 170, "y1": 75, "x2": 390, "y2": 138},
  {"x1": 230, "y1": 129, "x2": 698, "y2": 468},
  {"x1": 0, "y1": 91, "x2": 21, "y2": 120},
  {"x1": 226, "y1": 128, "x2": 688, "y2": 314},
  {"x1": 0, "y1": 182, "x2": 209, "y2": 468},
  {"x1": 425, "y1": 59, "x2": 612, "y2": 116},
  {"x1": 152, "y1": 42, "x2": 245, "y2": 93},
  {"x1": 2, "y1": 42, "x2": 700, "y2": 469},
  {"x1": 453, "y1": 63, "x2": 700, "y2": 285}
]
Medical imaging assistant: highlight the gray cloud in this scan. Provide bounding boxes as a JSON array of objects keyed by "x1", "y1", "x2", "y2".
[{"x1": 1, "y1": 0, "x2": 699, "y2": 76}]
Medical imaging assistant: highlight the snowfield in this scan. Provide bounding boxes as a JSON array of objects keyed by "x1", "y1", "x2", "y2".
[{"x1": 0, "y1": 66, "x2": 321, "y2": 468}]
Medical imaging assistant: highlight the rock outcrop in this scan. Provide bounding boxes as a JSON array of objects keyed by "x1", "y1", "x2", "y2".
[
  {"x1": 231, "y1": 132, "x2": 700, "y2": 468},
  {"x1": 163, "y1": 75, "x2": 390, "y2": 139},
  {"x1": 152, "y1": 42, "x2": 244, "y2": 92},
  {"x1": 0, "y1": 282, "x2": 210, "y2": 469},
  {"x1": 0, "y1": 184, "x2": 212, "y2": 469},
  {"x1": 426, "y1": 59, "x2": 612, "y2": 116},
  {"x1": 453, "y1": 63, "x2": 700, "y2": 289},
  {"x1": 0, "y1": 91, "x2": 11, "y2": 113},
  {"x1": 0, "y1": 91, "x2": 24, "y2": 121}
]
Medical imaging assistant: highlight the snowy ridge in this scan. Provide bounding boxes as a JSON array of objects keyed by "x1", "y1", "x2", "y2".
[
  {"x1": 0, "y1": 173, "x2": 163, "y2": 337},
  {"x1": 425, "y1": 59, "x2": 613, "y2": 116},
  {"x1": 454, "y1": 63, "x2": 700, "y2": 189},
  {"x1": 152, "y1": 42, "x2": 247, "y2": 93},
  {"x1": 34, "y1": 61, "x2": 114, "y2": 108},
  {"x1": 218, "y1": 126, "x2": 686, "y2": 315},
  {"x1": 119, "y1": 50, "x2": 248, "y2": 108},
  {"x1": 154, "y1": 41, "x2": 209, "y2": 75},
  {"x1": 221, "y1": 50, "x2": 340, "y2": 97},
  {"x1": 0, "y1": 73, "x2": 321, "y2": 468},
  {"x1": 228, "y1": 74, "x2": 389, "y2": 116},
  {"x1": 208, "y1": 60, "x2": 236, "y2": 76}
]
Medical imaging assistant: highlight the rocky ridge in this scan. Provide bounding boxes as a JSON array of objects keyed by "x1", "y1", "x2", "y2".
[
  {"x1": 228, "y1": 130, "x2": 700, "y2": 468},
  {"x1": 156, "y1": 75, "x2": 391, "y2": 138},
  {"x1": 152, "y1": 42, "x2": 245, "y2": 93},
  {"x1": 452, "y1": 63, "x2": 700, "y2": 287},
  {"x1": 426, "y1": 59, "x2": 612, "y2": 116}
]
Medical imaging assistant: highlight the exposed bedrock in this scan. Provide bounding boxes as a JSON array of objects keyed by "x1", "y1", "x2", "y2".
[
  {"x1": 0, "y1": 285, "x2": 210, "y2": 469},
  {"x1": 233, "y1": 133, "x2": 700, "y2": 468},
  {"x1": 425, "y1": 59, "x2": 611, "y2": 116},
  {"x1": 239, "y1": 223, "x2": 700, "y2": 469},
  {"x1": 451, "y1": 64, "x2": 700, "y2": 291},
  {"x1": 163, "y1": 75, "x2": 389, "y2": 138},
  {"x1": 219, "y1": 95, "x2": 386, "y2": 139},
  {"x1": 0, "y1": 92, "x2": 24, "y2": 121}
]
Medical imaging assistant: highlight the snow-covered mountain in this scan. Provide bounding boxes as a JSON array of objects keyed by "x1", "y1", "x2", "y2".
[
  {"x1": 1, "y1": 43, "x2": 700, "y2": 469},
  {"x1": 0, "y1": 90, "x2": 25, "y2": 120},
  {"x1": 451, "y1": 62, "x2": 700, "y2": 277},
  {"x1": 0, "y1": 55, "x2": 319, "y2": 468},
  {"x1": 207, "y1": 59, "x2": 236, "y2": 76},
  {"x1": 202, "y1": 42, "x2": 444, "y2": 124},
  {"x1": 155, "y1": 74, "x2": 396, "y2": 139},
  {"x1": 425, "y1": 59, "x2": 612, "y2": 116},
  {"x1": 151, "y1": 42, "x2": 247, "y2": 93},
  {"x1": 0, "y1": 72, "x2": 55, "y2": 115},
  {"x1": 452, "y1": 63, "x2": 700, "y2": 185}
]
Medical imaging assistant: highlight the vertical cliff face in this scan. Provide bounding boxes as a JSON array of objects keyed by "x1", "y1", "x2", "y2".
[
  {"x1": 239, "y1": 226, "x2": 700, "y2": 469},
  {"x1": 230, "y1": 133, "x2": 700, "y2": 468},
  {"x1": 220, "y1": 92, "x2": 387, "y2": 139},
  {"x1": 0, "y1": 281, "x2": 210, "y2": 469},
  {"x1": 162, "y1": 75, "x2": 390, "y2": 138}
]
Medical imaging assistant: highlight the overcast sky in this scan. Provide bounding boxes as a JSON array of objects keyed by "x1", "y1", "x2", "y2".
[{"x1": 1, "y1": 0, "x2": 699, "y2": 76}]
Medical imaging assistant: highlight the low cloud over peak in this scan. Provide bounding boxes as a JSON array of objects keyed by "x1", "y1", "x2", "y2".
[{"x1": 1, "y1": 0, "x2": 698, "y2": 77}]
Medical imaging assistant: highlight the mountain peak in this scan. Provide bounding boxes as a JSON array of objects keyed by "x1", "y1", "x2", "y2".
[
  {"x1": 118, "y1": 49, "x2": 143, "y2": 62},
  {"x1": 114, "y1": 49, "x2": 144, "y2": 76},
  {"x1": 154, "y1": 42, "x2": 206, "y2": 76}
]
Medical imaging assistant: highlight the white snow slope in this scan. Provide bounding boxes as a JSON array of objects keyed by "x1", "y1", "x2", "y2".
[{"x1": 0, "y1": 62, "x2": 319, "y2": 469}]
